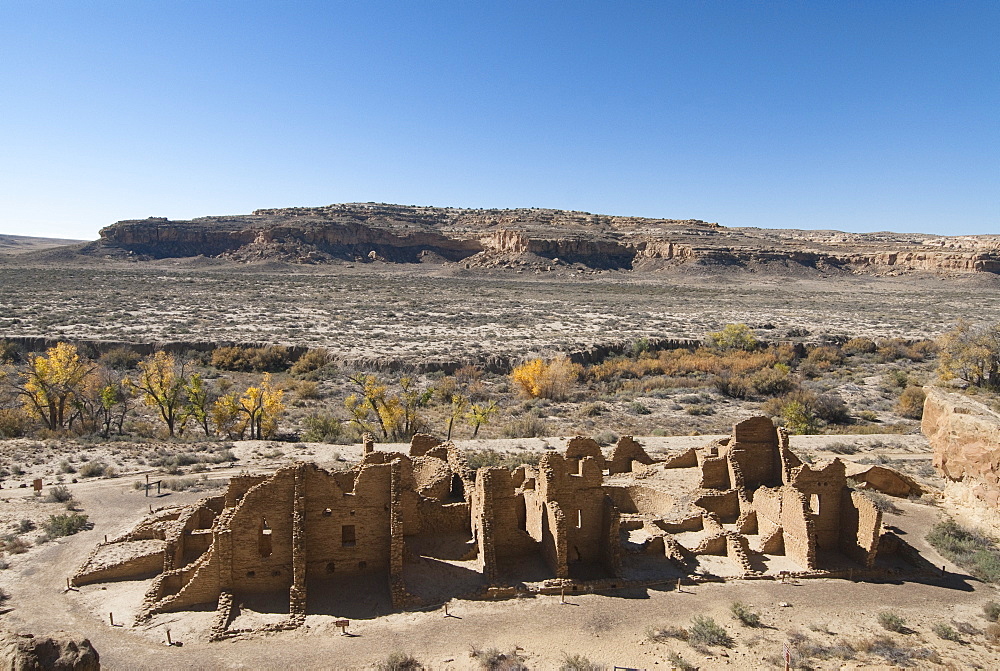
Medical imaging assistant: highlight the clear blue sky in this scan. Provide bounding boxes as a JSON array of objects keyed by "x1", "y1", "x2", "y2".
[{"x1": 1, "y1": 1, "x2": 996, "y2": 239}]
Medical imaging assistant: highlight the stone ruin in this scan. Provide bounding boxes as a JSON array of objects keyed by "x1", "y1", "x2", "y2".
[{"x1": 72, "y1": 417, "x2": 910, "y2": 637}]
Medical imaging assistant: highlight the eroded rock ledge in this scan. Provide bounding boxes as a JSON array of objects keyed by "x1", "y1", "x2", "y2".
[{"x1": 90, "y1": 202, "x2": 1000, "y2": 274}]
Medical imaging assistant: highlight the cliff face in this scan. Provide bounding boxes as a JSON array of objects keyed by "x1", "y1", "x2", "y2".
[
  {"x1": 93, "y1": 203, "x2": 1000, "y2": 274},
  {"x1": 922, "y1": 387, "x2": 1000, "y2": 505}
]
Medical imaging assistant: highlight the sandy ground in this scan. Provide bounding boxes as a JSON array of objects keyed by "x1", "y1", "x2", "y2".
[{"x1": 1, "y1": 435, "x2": 998, "y2": 669}]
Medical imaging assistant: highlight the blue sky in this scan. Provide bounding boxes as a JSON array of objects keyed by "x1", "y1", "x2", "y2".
[{"x1": 1, "y1": 1, "x2": 996, "y2": 239}]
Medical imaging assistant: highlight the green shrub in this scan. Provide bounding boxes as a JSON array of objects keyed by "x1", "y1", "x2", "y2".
[
  {"x1": 42, "y1": 513, "x2": 91, "y2": 537},
  {"x1": 689, "y1": 615, "x2": 733, "y2": 647},
  {"x1": 501, "y1": 415, "x2": 549, "y2": 438},
  {"x1": 290, "y1": 348, "x2": 334, "y2": 379},
  {"x1": 984, "y1": 601, "x2": 1000, "y2": 622},
  {"x1": 646, "y1": 625, "x2": 688, "y2": 642},
  {"x1": 45, "y1": 485, "x2": 73, "y2": 503},
  {"x1": 559, "y1": 652, "x2": 603, "y2": 671},
  {"x1": 465, "y1": 448, "x2": 541, "y2": 470},
  {"x1": 377, "y1": 652, "x2": 422, "y2": 670},
  {"x1": 78, "y1": 461, "x2": 107, "y2": 478},
  {"x1": 301, "y1": 413, "x2": 343, "y2": 443},
  {"x1": 932, "y1": 623, "x2": 961, "y2": 641},
  {"x1": 877, "y1": 610, "x2": 907, "y2": 633},
  {"x1": 665, "y1": 652, "x2": 695, "y2": 671},
  {"x1": 706, "y1": 323, "x2": 759, "y2": 351},
  {"x1": 927, "y1": 519, "x2": 1000, "y2": 583},
  {"x1": 0, "y1": 407, "x2": 32, "y2": 438},
  {"x1": 730, "y1": 601, "x2": 762, "y2": 627},
  {"x1": 99, "y1": 347, "x2": 141, "y2": 370}
]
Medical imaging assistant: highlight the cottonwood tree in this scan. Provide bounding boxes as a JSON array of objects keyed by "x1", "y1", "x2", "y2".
[
  {"x1": 345, "y1": 373, "x2": 430, "y2": 440},
  {"x1": 465, "y1": 400, "x2": 498, "y2": 438},
  {"x1": 937, "y1": 320, "x2": 1000, "y2": 390},
  {"x1": 211, "y1": 374, "x2": 284, "y2": 439},
  {"x1": 509, "y1": 356, "x2": 579, "y2": 401},
  {"x1": 13, "y1": 342, "x2": 95, "y2": 431},
  {"x1": 129, "y1": 351, "x2": 189, "y2": 437}
]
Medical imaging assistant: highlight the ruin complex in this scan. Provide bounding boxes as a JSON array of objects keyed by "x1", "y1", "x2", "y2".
[{"x1": 73, "y1": 417, "x2": 902, "y2": 638}]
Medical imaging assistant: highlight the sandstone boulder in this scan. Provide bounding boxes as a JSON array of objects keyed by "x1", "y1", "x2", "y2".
[
  {"x1": 922, "y1": 387, "x2": 1000, "y2": 506},
  {"x1": 0, "y1": 631, "x2": 99, "y2": 670}
]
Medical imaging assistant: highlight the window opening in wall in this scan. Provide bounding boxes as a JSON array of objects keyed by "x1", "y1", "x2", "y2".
[
  {"x1": 323, "y1": 508, "x2": 332, "y2": 517},
  {"x1": 326, "y1": 561, "x2": 335, "y2": 574},
  {"x1": 258, "y1": 517, "x2": 273, "y2": 558},
  {"x1": 450, "y1": 473, "x2": 464, "y2": 500},
  {"x1": 810, "y1": 494, "x2": 820, "y2": 516},
  {"x1": 358, "y1": 561, "x2": 367, "y2": 570},
  {"x1": 342, "y1": 524, "x2": 356, "y2": 547}
]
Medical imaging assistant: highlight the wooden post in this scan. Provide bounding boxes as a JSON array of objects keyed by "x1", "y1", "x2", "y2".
[
  {"x1": 443, "y1": 602, "x2": 448, "y2": 617},
  {"x1": 166, "y1": 629, "x2": 172, "y2": 645},
  {"x1": 109, "y1": 612, "x2": 114, "y2": 626},
  {"x1": 676, "y1": 577, "x2": 682, "y2": 592},
  {"x1": 560, "y1": 587, "x2": 565, "y2": 604},
  {"x1": 66, "y1": 577, "x2": 70, "y2": 590},
  {"x1": 145, "y1": 473, "x2": 149, "y2": 497}
]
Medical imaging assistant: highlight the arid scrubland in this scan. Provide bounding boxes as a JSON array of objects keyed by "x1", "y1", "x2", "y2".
[{"x1": 2, "y1": 230, "x2": 1000, "y2": 668}]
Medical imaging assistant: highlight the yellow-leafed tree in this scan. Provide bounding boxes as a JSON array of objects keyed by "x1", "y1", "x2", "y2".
[
  {"x1": 15, "y1": 342, "x2": 94, "y2": 431},
  {"x1": 130, "y1": 351, "x2": 188, "y2": 437},
  {"x1": 238, "y1": 373, "x2": 284, "y2": 440}
]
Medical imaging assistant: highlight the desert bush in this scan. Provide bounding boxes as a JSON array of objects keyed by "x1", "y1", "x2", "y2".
[
  {"x1": 99, "y1": 347, "x2": 141, "y2": 370},
  {"x1": 592, "y1": 430, "x2": 617, "y2": 446},
  {"x1": 713, "y1": 372, "x2": 751, "y2": 399},
  {"x1": 860, "y1": 490, "x2": 902, "y2": 515},
  {"x1": 824, "y1": 441, "x2": 858, "y2": 454},
  {"x1": 465, "y1": 448, "x2": 541, "y2": 470},
  {"x1": 931, "y1": 622, "x2": 961, "y2": 641},
  {"x1": 42, "y1": 513, "x2": 91, "y2": 537},
  {"x1": 877, "y1": 611, "x2": 907, "y2": 632},
  {"x1": 927, "y1": 518, "x2": 1000, "y2": 582},
  {"x1": 646, "y1": 625, "x2": 688, "y2": 643},
  {"x1": 2, "y1": 536, "x2": 30, "y2": 554},
  {"x1": 685, "y1": 404, "x2": 714, "y2": 416},
  {"x1": 290, "y1": 348, "x2": 334, "y2": 379},
  {"x1": 559, "y1": 652, "x2": 603, "y2": 671},
  {"x1": 730, "y1": 601, "x2": 762, "y2": 627},
  {"x1": 45, "y1": 485, "x2": 73, "y2": 503},
  {"x1": 628, "y1": 401, "x2": 651, "y2": 415},
  {"x1": 470, "y1": 646, "x2": 527, "y2": 671},
  {"x1": 987, "y1": 622, "x2": 1000, "y2": 643},
  {"x1": 0, "y1": 407, "x2": 33, "y2": 438},
  {"x1": 510, "y1": 356, "x2": 579, "y2": 401},
  {"x1": 211, "y1": 345, "x2": 291, "y2": 372},
  {"x1": 749, "y1": 365, "x2": 794, "y2": 396},
  {"x1": 896, "y1": 386, "x2": 926, "y2": 419},
  {"x1": 501, "y1": 415, "x2": 549, "y2": 438},
  {"x1": 78, "y1": 461, "x2": 107, "y2": 478},
  {"x1": 880, "y1": 337, "x2": 935, "y2": 363},
  {"x1": 17, "y1": 519, "x2": 35, "y2": 533},
  {"x1": 0, "y1": 340, "x2": 22, "y2": 363},
  {"x1": 302, "y1": 413, "x2": 343, "y2": 443},
  {"x1": 293, "y1": 380, "x2": 321, "y2": 400},
  {"x1": 885, "y1": 369, "x2": 910, "y2": 388},
  {"x1": 665, "y1": 652, "x2": 694, "y2": 671},
  {"x1": 842, "y1": 337, "x2": 877, "y2": 355},
  {"x1": 706, "y1": 323, "x2": 759, "y2": 351},
  {"x1": 58, "y1": 460, "x2": 76, "y2": 473},
  {"x1": 377, "y1": 652, "x2": 422, "y2": 670},
  {"x1": 984, "y1": 600, "x2": 1000, "y2": 622},
  {"x1": 689, "y1": 615, "x2": 733, "y2": 647}
]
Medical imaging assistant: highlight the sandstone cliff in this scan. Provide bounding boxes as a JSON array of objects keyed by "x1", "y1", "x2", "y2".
[
  {"x1": 91, "y1": 202, "x2": 1000, "y2": 274},
  {"x1": 922, "y1": 387, "x2": 1000, "y2": 505}
]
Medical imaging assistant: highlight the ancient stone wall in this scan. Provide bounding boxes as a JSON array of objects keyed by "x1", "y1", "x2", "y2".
[{"x1": 607, "y1": 436, "x2": 654, "y2": 475}]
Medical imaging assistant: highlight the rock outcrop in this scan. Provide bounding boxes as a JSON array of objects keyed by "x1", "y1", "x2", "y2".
[
  {"x1": 89, "y1": 202, "x2": 1000, "y2": 275},
  {"x1": 0, "y1": 631, "x2": 99, "y2": 670},
  {"x1": 922, "y1": 387, "x2": 1000, "y2": 505}
]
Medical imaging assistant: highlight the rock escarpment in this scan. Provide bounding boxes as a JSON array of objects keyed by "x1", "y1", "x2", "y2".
[
  {"x1": 922, "y1": 387, "x2": 1000, "y2": 505},
  {"x1": 91, "y1": 202, "x2": 1000, "y2": 274}
]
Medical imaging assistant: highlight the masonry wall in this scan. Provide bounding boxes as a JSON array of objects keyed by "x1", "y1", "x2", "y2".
[
  {"x1": 302, "y1": 463, "x2": 393, "y2": 579},
  {"x1": 227, "y1": 471, "x2": 296, "y2": 592},
  {"x1": 838, "y1": 490, "x2": 882, "y2": 567}
]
